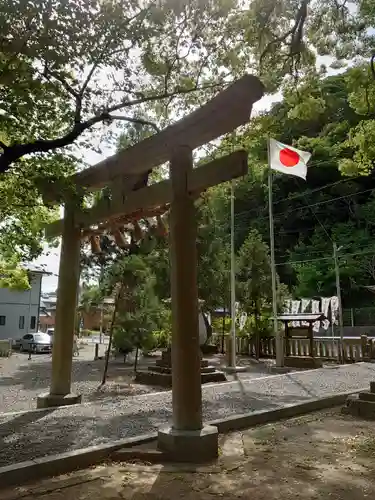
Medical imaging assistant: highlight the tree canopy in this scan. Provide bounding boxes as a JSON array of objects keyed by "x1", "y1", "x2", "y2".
[
  {"x1": 1, "y1": 0, "x2": 375, "y2": 176},
  {"x1": 211, "y1": 66, "x2": 375, "y2": 307},
  {"x1": 3, "y1": 0, "x2": 375, "y2": 313}
]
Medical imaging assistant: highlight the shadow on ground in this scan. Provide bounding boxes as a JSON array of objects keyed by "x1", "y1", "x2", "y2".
[
  {"x1": 0, "y1": 388, "x2": 312, "y2": 467},
  {"x1": 0, "y1": 352, "x2": 273, "y2": 409},
  {"x1": 3, "y1": 409, "x2": 375, "y2": 500},
  {"x1": 0, "y1": 355, "x2": 159, "y2": 392}
]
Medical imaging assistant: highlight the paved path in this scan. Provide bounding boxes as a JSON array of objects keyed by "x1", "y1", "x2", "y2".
[{"x1": 1, "y1": 363, "x2": 375, "y2": 467}]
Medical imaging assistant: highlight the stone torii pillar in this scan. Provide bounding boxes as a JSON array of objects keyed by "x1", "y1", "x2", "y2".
[
  {"x1": 157, "y1": 146, "x2": 218, "y2": 461},
  {"x1": 37, "y1": 204, "x2": 82, "y2": 408}
]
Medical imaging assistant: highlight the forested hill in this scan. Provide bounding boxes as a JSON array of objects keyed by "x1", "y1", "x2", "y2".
[{"x1": 203, "y1": 68, "x2": 375, "y2": 308}]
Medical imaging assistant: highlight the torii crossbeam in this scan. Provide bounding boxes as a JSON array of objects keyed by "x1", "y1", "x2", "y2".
[{"x1": 37, "y1": 74, "x2": 264, "y2": 463}]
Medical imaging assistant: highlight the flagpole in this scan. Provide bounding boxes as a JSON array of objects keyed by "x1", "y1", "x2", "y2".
[
  {"x1": 268, "y1": 139, "x2": 283, "y2": 367},
  {"x1": 230, "y1": 180, "x2": 236, "y2": 368}
]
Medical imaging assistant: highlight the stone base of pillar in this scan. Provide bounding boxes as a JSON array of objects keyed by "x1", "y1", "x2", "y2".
[
  {"x1": 36, "y1": 392, "x2": 82, "y2": 409},
  {"x1": 157, "y1": 425, "x2": 218, "y2": 463}
]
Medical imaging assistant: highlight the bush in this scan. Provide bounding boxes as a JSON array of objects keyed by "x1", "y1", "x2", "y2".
[
  {"x1": 211, "y1": 315, "x2": 230, "y2": 334},
  {"x1": 242, "y1": 313, "x2": 273, "y2": 338},
  {"x1": 112, "y1": 327, "x2": 134, "y2": 351},
  {"x1": 152, "y1": 329, "x2": 171, "y2": 349}
]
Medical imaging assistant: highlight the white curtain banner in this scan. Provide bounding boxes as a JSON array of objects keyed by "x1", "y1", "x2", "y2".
[
  {"x1": 330, "y1": 296, "x2": 339, "y2": 326},
  {"x1": 312, "y1": 299, "x2": 320, "y2": 332},
  {"x1": 321, "y1": 297, "x2": 331, "y2": 331},
  {"x1": 301, "y1": 298, "x2": 311, "y2": 326},
  {"x1": 292, "y1": 300, "x2": 301, "y2": 327},
  {"x1": 239, "y1": 312, "x2": 247, "y2": 331},
  {"x1": 284, "y1": 299, "x2": 292, "y2": 314},
  {"x1": 235, "y1": 301, "x2": 240, "y2": 318}
]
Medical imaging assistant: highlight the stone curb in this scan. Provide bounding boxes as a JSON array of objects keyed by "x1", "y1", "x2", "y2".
[
  {"x1": 0, "y1": 433, "x2": 157, "y2": 490},
  {"x1": 0, "y1": 389, "x2": 362, "y2": 490},
  {"x1": 209, "y1": 390, "x2": 361, "y2": 432}
]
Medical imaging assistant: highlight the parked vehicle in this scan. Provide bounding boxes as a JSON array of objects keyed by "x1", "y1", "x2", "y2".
[
  {"x1": 14, "y1": 332, "x2": 52, "y2": 353},
  {"x1": 46, "y1": 328, "x2": 54, "y2": 345}
]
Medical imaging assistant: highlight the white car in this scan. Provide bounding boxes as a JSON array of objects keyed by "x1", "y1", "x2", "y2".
[{"x1": 15, "y1": 332, "x2": 52, "y2": 353}]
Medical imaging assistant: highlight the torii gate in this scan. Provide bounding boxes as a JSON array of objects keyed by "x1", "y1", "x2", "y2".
[{"x1": 38, "y1": 74, "x2": 264, "y2": 461}]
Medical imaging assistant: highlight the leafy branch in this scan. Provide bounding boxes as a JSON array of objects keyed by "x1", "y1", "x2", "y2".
[
  {"x1": 259, "y1": 0, "x2": 309, "y2": 73},
  {"x1": 0, "y1": 82, "x2": 220, "y2": 174}
]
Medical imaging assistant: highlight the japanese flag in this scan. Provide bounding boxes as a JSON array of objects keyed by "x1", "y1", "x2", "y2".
[{"x1": 269, "y1": 138, "x2": 311, "y2": 180}]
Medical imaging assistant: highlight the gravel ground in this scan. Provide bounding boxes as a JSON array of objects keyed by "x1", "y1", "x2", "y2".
[
  {"x1": 0, "y1": 345, "x2": 160, "y2": 413},
  {"x1": 0, "y1": 363, "x2": 375, "y2": 467},
  {"x1": 0, "y1": 345, "x2": 273, "y2": 413}
]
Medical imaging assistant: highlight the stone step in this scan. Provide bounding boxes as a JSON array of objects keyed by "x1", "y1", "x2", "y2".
[
  {"x1": 202, "y1": 370, "x2": 226, "y2": 383},
  {"x1": 149, "y1": 365, "x2": 216, "y2": 375},
  {"x1": 149, "y1": 365, "x2": 170, "y2": 374},
  {"x1": 343, "y1": 394, "x2": 375, "y2": 419},
  {"x1": 155, "y1": 359, "x2": 209, "y2": 369},
  {"x1": 155, "y1": 359, "x2": 168, "y2": 367},
  {"x1": 359, "y1": 391, "x2": 375, "y2": 402},
  {"x1": 135, "y1": 369, "x2": 226, "y2": 388}
]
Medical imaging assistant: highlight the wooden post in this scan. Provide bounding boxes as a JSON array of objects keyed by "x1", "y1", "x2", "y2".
[
  {"x1": 169, "y1": 145, "x2": 202, "y2": 431},
  {"x1": 361, "y1": 335, "x2": 368, "y2": 360},
  {"x1": 37, "y1": 203, "x2": 82, "y2": 408},
  {"x1": 285, "y1": 322, "x2": 290, "y2": 357},
  {"x1": 309, "y1": 324, "x2": 314, "y2": 358}
]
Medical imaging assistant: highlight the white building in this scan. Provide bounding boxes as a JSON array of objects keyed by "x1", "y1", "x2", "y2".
[{"x1": 0, "y1": 266, "x2": 48, "y2": 341}]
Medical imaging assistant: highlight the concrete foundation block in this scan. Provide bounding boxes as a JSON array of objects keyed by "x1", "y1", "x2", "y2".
[
  {"x1": 221, "y1": 365, "x2": 248, "y2": 374},
  {"x1": 342, "y1": 394, "x2": 360, "y2": 416},
  {"x1": 284, "y1": 356, "x2": 323, "y2": 369},
  {"x1": 268, "y1": 365, "x2": 292, "y2": 374},
  {"x1": 343, "y1": 393, "x2": 375, "y2": 419},
  {"x1": 157, "y1": 425, "x2": 219, "y2": 463},
  {"x1": 135, "y1": 370, "x2": 226, "y2": 387},
  {"x1": 359, "y1": 391, "x2": 375, "y2": 402},
  {"x1": 37, "y1": 392, "x2": 82, "y2": 409}
]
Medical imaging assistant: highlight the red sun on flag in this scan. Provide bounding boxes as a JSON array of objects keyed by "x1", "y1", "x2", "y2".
[{"x1": 279, "y1": 147, "x2": 300, "y2": 167}]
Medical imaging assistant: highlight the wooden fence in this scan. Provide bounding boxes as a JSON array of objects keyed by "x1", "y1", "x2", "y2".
[{"x1": 210, "y1": 334, "x2": 375, "y2": 363}]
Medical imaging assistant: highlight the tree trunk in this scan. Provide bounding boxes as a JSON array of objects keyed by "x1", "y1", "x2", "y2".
[
  {"x1": 255, "y1": 302, "x2": 260, "y2": 360},
  {"x1": 134, "y1": 346, "x2": 139, "y2": 373},
  {"x1": 101, "y1": 285, "x2": 122, "y2": 386},
  {"x1": 221, "y1": 307, "x2": 226, "y2": 354}
]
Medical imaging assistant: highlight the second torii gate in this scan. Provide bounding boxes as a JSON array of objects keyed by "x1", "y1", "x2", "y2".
[{"x1": 38, "y1": 74, "x2": 264, "y2": 462}]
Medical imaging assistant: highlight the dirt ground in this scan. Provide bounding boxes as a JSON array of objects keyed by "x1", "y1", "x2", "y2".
[{"x1": 3, "y1": 407, "x2": 375, "y2": 500}]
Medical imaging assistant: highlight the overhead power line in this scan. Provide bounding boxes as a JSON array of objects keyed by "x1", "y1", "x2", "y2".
[
  {"x1": 276, "y1": 247, "x2": 375, "y2": 267},
  {"x1": 232, "y1": 186, "x2": 375, "y2": 227}
]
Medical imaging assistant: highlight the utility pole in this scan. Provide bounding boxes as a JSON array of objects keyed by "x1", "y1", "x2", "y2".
[
  {"x1": 99, "y1": 302, "x2": 104, "y2": 344},
  {"x1": 230, "y1": 181, "x2": 236, "y2": 368},
  {"x1": 268, "y1": 168, "x2": 283, "y2": 367},
  {"x1": 333, "y1": 243, "x2": 344, "y2": 363}
]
